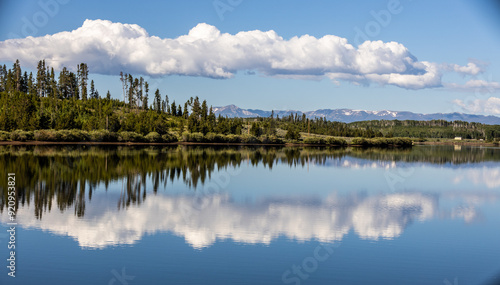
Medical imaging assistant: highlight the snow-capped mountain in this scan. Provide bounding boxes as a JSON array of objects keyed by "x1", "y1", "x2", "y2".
[{"x1": 212, "y1": 105, "x2": 500, "y2": 124}]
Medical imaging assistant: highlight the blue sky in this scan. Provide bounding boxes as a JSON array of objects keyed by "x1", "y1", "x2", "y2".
[{"x1": 1, "y1": 0, "x2": 500, "y2": 114}]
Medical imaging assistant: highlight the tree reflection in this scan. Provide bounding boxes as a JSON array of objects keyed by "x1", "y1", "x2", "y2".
[{"x1": 0, "y1": 145, "x2": 498, "y2": 218}]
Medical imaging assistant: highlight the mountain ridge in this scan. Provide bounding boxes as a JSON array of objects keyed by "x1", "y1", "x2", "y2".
[{"x1": 212, "y1": 105, "x2": 500, "y2": 124}]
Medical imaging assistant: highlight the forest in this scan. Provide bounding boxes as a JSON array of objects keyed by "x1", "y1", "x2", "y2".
[{"x1": 0, "y1": 60, "x2": 499, "y2": 145}]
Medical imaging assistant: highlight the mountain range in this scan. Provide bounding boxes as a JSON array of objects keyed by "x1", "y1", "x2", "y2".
[{"x1": 212, "y1": 105, "x2": 500, "y2": 125}]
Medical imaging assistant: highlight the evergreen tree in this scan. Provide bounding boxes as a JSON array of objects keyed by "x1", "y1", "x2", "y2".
[
  {"x1": 191, "y1": 96, "x2": 201, "y2": 118},
  {"x1": 128, "y1": 74, "x2": 135, "y2": 107},
  {"x1": 90, "y1": 80, "x2": 97, "y2": 99},
  {"x1": 77, "y1": 63, "x2": 88, "y2": 100},
  {"x1": 285, "y1": 127, "x2": 300, "y2": 140},
  {"x1": 250, "y1": 122, "x2": 262, "y2": 137},
  {"x1": 36, "y1": 60, "x2": 47, "y2": 97},
  {"x1": 208, "y1": 106, "x2": 216, "y2": 132},
  {"x1": 201, "y1": 100, "x2": 208, "y2": 121},
  {"x1": 13, "y1": 59, "x2": 21, "y2": 92},
  {"x1": 143, "y1": 82, "x2": 149, "y2": 109},
  {"x1": 183, "y1": 102, "x2": 189, "y2": 119},
  {"x1": 165, "y1": 94, "x2": 169, "y2": 114},
  {"x1": 154, "y1": 89, "x2": 161, "y2": 113},
  {"x1": 171, "y1": 101, "x2": 177, "y2": 117}
]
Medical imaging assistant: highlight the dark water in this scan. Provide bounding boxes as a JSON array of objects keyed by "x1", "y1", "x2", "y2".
[{"x1": 0, "y1": 145, "x2": 499, "y2": 285}]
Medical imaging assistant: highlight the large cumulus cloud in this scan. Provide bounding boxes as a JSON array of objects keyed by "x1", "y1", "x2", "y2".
[{"x1": 0, "y1": 19, "x2": 491, "y2": 90}]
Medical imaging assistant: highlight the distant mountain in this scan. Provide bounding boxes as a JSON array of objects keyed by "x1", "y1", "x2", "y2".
[{"x1": 212, "y1": 105, "x2": 500, "y2": 124}]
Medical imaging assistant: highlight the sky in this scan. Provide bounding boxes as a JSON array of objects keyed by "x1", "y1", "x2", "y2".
[{"x1": 0, "y1": 0, "x2": 500, "y2": 115}]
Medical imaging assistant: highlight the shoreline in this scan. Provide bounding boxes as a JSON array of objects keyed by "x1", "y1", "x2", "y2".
[
  {"x1": 413, "y1": 141, "x2": 497, "y2": 147},
  {"x1": 0, "y1": 140, "x2": 496, "y2": 147},
  {"x1": 0, "y1": 141, "x2": 340, "y2": 147}
]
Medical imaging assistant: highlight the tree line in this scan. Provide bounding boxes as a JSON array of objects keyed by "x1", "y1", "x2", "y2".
[
  {"x1": 1, "y1": 59, "x2": 499, "y2": 142},
  {"x1": 0, "y1": 60, "x2": 244, "y2": 137}
]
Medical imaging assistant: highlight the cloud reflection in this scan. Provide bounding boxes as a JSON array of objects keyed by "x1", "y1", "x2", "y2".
[{"x1": 2, "y1": 191, "x2": 490, "y2": 249}]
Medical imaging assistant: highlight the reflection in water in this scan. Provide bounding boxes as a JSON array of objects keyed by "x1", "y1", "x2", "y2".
[
  {"x1": 1, "y1": 145, "x2": 499, "y2": 217},
  {"x1": 0, "y1": 145, "x2": 499, "y2": 249},
  {"x1": 453, "y1": 167, "x2": 500, "y2": 188},
  {"x1": 0, "y1": 191, "x2": 495, "y2": 249}
]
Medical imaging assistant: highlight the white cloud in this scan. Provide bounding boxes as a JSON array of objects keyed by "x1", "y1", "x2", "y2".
[
  {"x1": 447, "y1": 79, "x2": 500, "y2": 93},
  {"x1": 444, "y1": 61, "x2": 486, "y2": 76},
  {"x1": 453, "y1": 96, "x2": 500, "y2": 114},
  {"x1": 0, "y1": 19, "x2": 495, "y2": 90},
  {"x1": 328, "y1": 61, "x2": 442, "y2": 90}
]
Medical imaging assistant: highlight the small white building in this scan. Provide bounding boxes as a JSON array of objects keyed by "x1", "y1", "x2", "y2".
[{"x1": 454, "y1": 137, "x2": 462, "y2": 141}]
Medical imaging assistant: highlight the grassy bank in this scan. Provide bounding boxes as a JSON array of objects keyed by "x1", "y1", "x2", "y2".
[{"x1": 0, "y1": 129, "x2": 421, "y2": 147}]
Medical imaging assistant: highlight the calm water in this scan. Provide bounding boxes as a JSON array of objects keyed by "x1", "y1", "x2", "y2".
[{"x1": 1, "y1": 145, "x2": 500, "y2": 285}]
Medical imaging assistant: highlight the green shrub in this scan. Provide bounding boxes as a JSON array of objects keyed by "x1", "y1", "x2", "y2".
[
  {"x1": 389, "y1": 137, "x2": 412, "y2": 147},
  {"x1": 54, "y1": 129, "x2": 89, "y2": 142},
  {"x1": 285, "y1": 128, "x2": 301, "y2": 140},
  {"x1": 55, "y1": 130, "x2": 72, "y2": 141},
  {"x1": 0, "y1": 131, "x2": 11, "y2": 141},
  {"x1": 182, "y1": 132, "x2": 205, "y2": 142},
  {"x1": 260, "y1": 135, "x2": 284, "y2": 144},
  {"x1": 326, "y1": 137, "x2": 347, "y2": 146},
  {"x1": 226, "y1": 134, "x2": 242, "y2": 143},
  {"x1": 371, "y1": 138, "x2": 388, "y2": 147},
  {"x1": 350, "y1": 137, "x2": 412, "y2": 147},
  {"x1": 350, "y1": 137, "x2": 368, "y2": 146},
  {"x1": 118, "y1": 131, "x2": 145, "y2": 142},
  {"x1": 71, "y1": 129, "x2": 90, "y2": 141},
  {"x1": 145, "y1": 132, "x2": 162, "y2": 143},
  {"x1": 10, "y1": 130, "x2": 34, "y2": 142},
  {"x1": 205, "y1": 132, "x2": 226, "y2": 143},
  {"x1": 161, "y1": 132, "x2": 178, "y2": 143},
  {"x1": 303, "y1": 137, "x2": 326, "y2": 144},
  {"x1": 240, "y1": 134, "x2": 259, "y2": 144},
  {"x1": 89, "y1": 130, "x2": 118, "y2": 142},
  {"x1": 34, "y1": 130, "x2": 58, "y2": 141}
]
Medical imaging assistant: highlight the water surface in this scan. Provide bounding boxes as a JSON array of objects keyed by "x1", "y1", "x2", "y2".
[{"x1": 0, "y1": 145, "x2": 499, "y2": 284}]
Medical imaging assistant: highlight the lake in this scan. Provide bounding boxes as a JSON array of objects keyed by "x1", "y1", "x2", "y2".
[{"x1": 1, "y1": 145, "x2": 499, "y2": 285}]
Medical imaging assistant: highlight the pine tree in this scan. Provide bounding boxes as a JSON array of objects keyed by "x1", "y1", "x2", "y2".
[
  {"x1": 90, "y1": 80, "x2": 96, "y2": 99},
  {"x1": 177, "y1": 105, "x2": 182, "y2": 117},
  {"x1": 143, "y1": 82, "x2": 149, "y2": 109},
  {"x1": 154, "y1": 89, "x2": 161, "y2": 113},
  {"x1": 36, "y1": 60, "x2": 47, "y2": 97},
  {"x1": 171, "y1": 101, "x2": 177, "y2": 117},
  {"x1": 13, "y1": 59, "x2": 21, "y2": 92},
  {"x1": 28, "y1": 72, "x2": 36, "y2": 95},
  {"x1": 165, "y1": 94, "x2": 169, "y2": 114},
  {"x1": 201, "y1": 100, "x2": 208, "y2": 121},
  {"x1": 192, "y1": 96, "x2": 201, "y2": 118},
  {"x1": 0, "y1": 65, "x2": 7, "y2": 92},
  {"x1": 208, "y1": 106, "x2": 216, "y2": 132},
  {"x1": 77, "y1": 63, "x2": 88, "y2": 100},
  {"x1": 183, "y1": 102, "x2": 189, "y2": 119},
  {"x1": 138, "y1": 77, "x2": 144, "y2": 106},
  {"x1": 120, "y1": 72, "x2": 128, "y2": 103},
  {"x1": 142, "y1": 91, "x2": 148, "y2": 110},
  {"x1": 128, "y1": 74, "x2": 135, "y2": 107}
]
